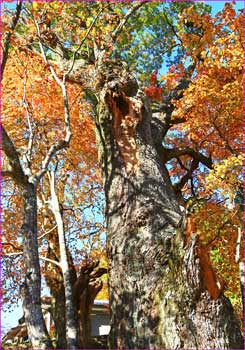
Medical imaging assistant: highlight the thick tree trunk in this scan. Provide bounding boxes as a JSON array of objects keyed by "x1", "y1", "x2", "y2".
[
  {"x1": 20, "y1": 182, "x2": 53, "y2": 349},
  {"x1": 94, "y1": 68, "x2": 244, "y2": 349}
]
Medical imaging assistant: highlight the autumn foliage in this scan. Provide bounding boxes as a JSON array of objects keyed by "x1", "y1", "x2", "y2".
[
  {"x1": 1, "y1": 0, "x2": 244, "y2": 346},
  {"x1": 145, "y1": 70, "x2": 163, "y2": 101},
  {"x1": 143, "y1": 3, "x2": 243, "y2": 316}
]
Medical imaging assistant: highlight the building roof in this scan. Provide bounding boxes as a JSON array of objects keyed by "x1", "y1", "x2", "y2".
[{"x1": 94, "y1": 300, "x2": 109, "y2": 305}]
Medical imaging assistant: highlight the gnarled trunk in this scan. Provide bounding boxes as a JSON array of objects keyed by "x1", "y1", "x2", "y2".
[
  {"x1": 94, "y1": 69, "x2": 244, "y2": 349},
  {"x1": 20, "y1": 182, "x2": 53, "y2": 349},
  {"x1": 73, "y1": 260, "x2": 106, "y2": 348}
]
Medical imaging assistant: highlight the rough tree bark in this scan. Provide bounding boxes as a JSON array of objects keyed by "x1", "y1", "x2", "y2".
[
  {"x1": 93, "y1": 62, "x2": 244, "y2": 349},
  {"x1": 73, "y1": 261, "x2": 107, "y2": 348},
  {"x1": 6, "y1": 2, "x2": 242, "y2": 348},
  {"x1": 44, "y1": 229, "x2": 107, "y2": 349},
  {"x1": 19, "y1": 182, "x2": 53, "y2": 349},
  {"x1": 2, "y1": 128, "x2": 53, "y2": 349}
]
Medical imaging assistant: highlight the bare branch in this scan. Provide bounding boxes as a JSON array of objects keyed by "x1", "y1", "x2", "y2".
[
  {"x1": 26, "y1": 15, "x2": 72, "y2": 182},
  {"x1": 2, "y1": 242, "x2": 23, "y2": 252},
  {"x1": 31, "y1": 14, "x2": 64, "y2": 87},
  {"x1": 174, "y1": 159, "x2": 199, "y2": 192},
  {"x1": 2, "y1": 241, "x2": 23, "y2": 257},
  {"x1": 163, "y1": 146, "x2": 213, "y2": 169},
  {"x1": 3, "y1": 252, "x2": 23, "y2": 257},
  {"x1": 37, "y1": 225, "x2": 58, "y2": 240},
  {"x1": 21, "y1": 70, "x2": 34, "y2": 178},
  {"x1": 40, "y1": 256, "x2": 61, "y2": 268}
]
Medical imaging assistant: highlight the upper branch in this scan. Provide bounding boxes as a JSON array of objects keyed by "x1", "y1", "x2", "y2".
[
  {"x1": 112, "y1": 1, "x2": 149, "y2": 42},
  {"x1": 28, "y1": 17, "x2": 72, "y2": 182},
  {"x1": 162, "y1": 10, "x2": 183, "y2": 45},
  {"x1": 21, "y1": 70, "x2": 34, "y2": 178},
  {"x1": 65, "y1": 5, "x2": 106, "y2": 76},
  {"x1": 163, "y1": 146, "x2": 213, "y2": 169},
  {"x1": 1, "y1": 125, "x2": 26, "y2": 184},
  {"x1": 1, "y1": 1, "x2": 22, "y2": 77},
  {"x1": 173, "y1": 158, "x2": 199, "y2": 192},
  {"x1": 152, "y1": 62, "x2": 195, "y2": 115}
]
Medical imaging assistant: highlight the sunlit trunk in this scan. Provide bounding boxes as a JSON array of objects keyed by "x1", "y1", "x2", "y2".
[
  {"x1": 49, "y1": 171, "x2": 78, "y2": 349},
  {"x1": 95, "y1": 67, "x2": 244, "y2": 349},
  {"x1": 21, "y1": 182, "x2": 53, "y2": 349}
]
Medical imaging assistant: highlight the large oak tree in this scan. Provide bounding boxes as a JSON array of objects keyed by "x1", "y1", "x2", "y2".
[{"x1": 2, "y1": 1, "x2": 243, "y2": 349}]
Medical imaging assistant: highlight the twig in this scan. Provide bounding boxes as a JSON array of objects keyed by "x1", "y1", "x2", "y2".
[
  {"x1": 37, "y1": 225, "x2": 58, "y2": 240},
  {"x1": 206, "y1": 210, "x2": 239, "y2": 247},
  {"x1": 162, "y1": 10, "x2": 183, "y2": 45},
  {"x1": 3, "y1": 252, "x2": 23, "y2": 257},
  {"x1": 235, "y1": 226, "x2": 241, "y2": 264},
  {"x1": 40, "y1": 256, "x2": 61, "y2": 268},
  {"x1": 2, "y1": 242, "x2": 23, "y2": 252}
]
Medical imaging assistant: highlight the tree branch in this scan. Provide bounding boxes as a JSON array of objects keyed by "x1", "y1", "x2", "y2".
[
  {"x1": 163, "y1": 146, "x2": 213, "y2": 169},
  {"x1": 40, "y1": 256, "x2": 61, "y2": 268},
  {"x1": 1, "y1": 1, "x2": 22, "y2": 77},
  {"x1": 28, "y1": 17, "x2": 72, "y2": 182},
  {"x1": 37, "y1": 225, "x2": 58, "y2": 240},
  {"x1": 21, "y1": 70, "x2": 34, "y2": 178},
  {"x1": 65, "y1": 5, "x2": 107, "y2": 77},
  {"x1": 112, "y1": 1, "x2": 149, "y2": 42},
  {"x1": 2, "y1": 242, "x2": 23, "y2": 252},
  {"x1": 173, "y1": 159, "x2": 199, "y2": 192},
  {"x1": 235, "y1": 226, "x2": 241, "y2": 264},
  {"x1": 32, "y1": 15, "x2": 64, "y2": 87},
  {"x1": 1, "y1": 125, "x2": 26, "y2": 184},
  {"x1": 3, "y1": 252, "x2": 23, "y2": 257},
  {"x1": 152, "y1": 63, "x2": 196, "y2": 114},
  {"x1": 1, "y1": 170, "x2": 14, "y2": 178},
  {"x1": 162, "y1": 10, "x2": 183, "y2": 45}
]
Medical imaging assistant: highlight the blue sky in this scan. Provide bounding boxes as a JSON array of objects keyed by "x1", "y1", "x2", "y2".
[
  {"x1": 205, "y1": 0, "x2": 244, "y2": 13},
  {"x1": 1, "y1": 0, "x2": 244, "y2": 339},
  {"x1": 2, "y1": 0, "x2": 244, "y2": 11}
]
